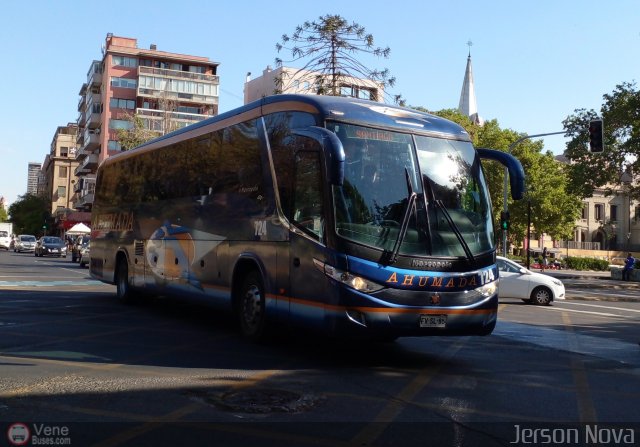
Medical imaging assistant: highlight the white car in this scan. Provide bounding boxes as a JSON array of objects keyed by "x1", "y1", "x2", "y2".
[
  {"x1": 497, "y1": 256, "x2": 565, "y2": 305},
  {"x1": 0, "y1": 230, "x2": 10, "y2": 250}
]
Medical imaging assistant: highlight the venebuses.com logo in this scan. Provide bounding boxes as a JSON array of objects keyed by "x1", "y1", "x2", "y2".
[
  {"x1": 6, "y1": 422, "x2": 72, "y2": 445},
  {"x1": 6, "y1": 423, "x2": 30, "y2": 446}
]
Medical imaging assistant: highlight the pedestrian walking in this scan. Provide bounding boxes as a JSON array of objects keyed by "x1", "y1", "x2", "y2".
[
  {"x1": 622, "y1": 252, "x2": 635, "y2": 281},
  {"x1": 541, "y1": 247, "x2": 548, "y2": 272}
]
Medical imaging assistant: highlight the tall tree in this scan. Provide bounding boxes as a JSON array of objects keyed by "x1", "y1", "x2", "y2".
[
  {"x1": 116, "y1": 113, "x2": 157, "y2": 151},
  {"x1": 563, "y1": 81, "x2": 640, "y2": 199},
  {"x1": 0, "y1": 204, "x2": 8, "y2": 222},
  {"x1": 7, "y1": 194, "x2": 52, "y2": 236},
  {"x1": 275, "y1": 14, "x2": 404, "y2": 105}
]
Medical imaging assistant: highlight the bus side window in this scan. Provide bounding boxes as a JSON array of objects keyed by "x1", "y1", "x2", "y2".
[{"x1": 292, "y1": 147, "x2": 324, "y2": 240}]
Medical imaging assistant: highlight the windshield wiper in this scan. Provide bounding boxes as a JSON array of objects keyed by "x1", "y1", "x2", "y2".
[
  {"x1": 432, "y1": 199, "x2": 475, "y2": 264},
  {"x1": 382, "y1": 168, "x2": 417, "y2": 265}
]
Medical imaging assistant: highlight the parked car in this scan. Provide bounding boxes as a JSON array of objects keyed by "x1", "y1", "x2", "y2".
[
  {"x1": 497, "y1": 256, "x2": 565, "y2": 305},
  {"x1": 13, "y1": 234, "x2": 37, "y2": 253},
  {"x1": 79, "y1": 241, "x2": 90, "y2": 268},
  {"x1": 71, "y1": 235, "x2": 90, "y2": 262},
  {"x1": 35, "y1": 236, "x2": 67, "y2": 257}
]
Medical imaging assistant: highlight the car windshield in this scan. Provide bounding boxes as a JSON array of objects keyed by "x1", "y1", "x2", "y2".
[
  {"x1": 497, "y1": 258, "x2": 523, "y2": 273},
  {"x1": 43, "y1": 237, "x2": 62, "y2": 244},
  {"x1": 21, "y1": 236, "x2": 36, "y2": 242},
  {"x1": 330, "y1": 122, "x2": 494, "y2": 258}
]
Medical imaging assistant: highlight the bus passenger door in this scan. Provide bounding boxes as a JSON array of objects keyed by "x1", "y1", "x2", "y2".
[{"x1": 287, "y1": 146, "x2": 331, "y2": 333}]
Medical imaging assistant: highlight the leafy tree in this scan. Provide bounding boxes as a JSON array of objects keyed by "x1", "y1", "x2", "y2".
[
  {"x1": 0, "y1": 204, "x2": 8, "y2": 222},
  {"x1": 116, "y1": 89, "x2": 179, "y2": 150},
  {"x1": 7, "y1": 194, "x2": 52, "y2": 236},
  {"x1": 116, "y1": 113, "x2": 157, "y2": 151},
  {"x1": 563, "y1": 81, "x2": 640, "y2": 199},
  {"x1": 275, "y1": 14, "x2": 404, "y2": 105}
]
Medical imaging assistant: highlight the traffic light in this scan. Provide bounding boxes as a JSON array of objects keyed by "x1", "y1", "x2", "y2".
[
  {"x1": 500, "y1": 211, "x2": 509, "y2": 231},
  {"x1": 588, "y1": 119, "x2": 604, "y2": 153}
]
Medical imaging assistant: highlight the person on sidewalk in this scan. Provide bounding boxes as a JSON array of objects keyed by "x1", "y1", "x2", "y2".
[
  {"x1": 541, "y1": 247, "x2": 548, "y2": 272},
  {"x1": 622, "y1": 252, "x2": 636, "y2": 281}
]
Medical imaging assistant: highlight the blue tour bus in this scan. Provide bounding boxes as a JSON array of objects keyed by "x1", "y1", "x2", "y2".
[{"x1": 91, "y1": 94, "x2": 524, "y2": 341}]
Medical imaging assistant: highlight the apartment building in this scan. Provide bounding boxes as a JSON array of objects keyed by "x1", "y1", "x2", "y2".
[
  {"x1": 73, "y1": 34, "x2": 220, "y2": 211},
  {"x1": 27, "y1": 162, "x2": 42, "y2": 195},
  {"x1": 244, "y1": 65, "x2": 384, "y2": 104},
  {"x1": 40, "y1": 123, "x2": 79, "y2": 214}
]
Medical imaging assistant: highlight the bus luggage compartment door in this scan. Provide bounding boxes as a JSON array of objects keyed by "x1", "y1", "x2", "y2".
[{"x1": 288, "y1": 231, "x2": 330, "y2": 332}]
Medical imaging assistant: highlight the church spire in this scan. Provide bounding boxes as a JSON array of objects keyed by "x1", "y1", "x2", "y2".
[{"x1": 458, "y1": 41, "x2": 483, "y2": 125}]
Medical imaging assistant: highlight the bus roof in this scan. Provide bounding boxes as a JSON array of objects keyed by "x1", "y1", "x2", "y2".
[{"x1": 116, "y1": 94, "x2": 470, "y2": 158}]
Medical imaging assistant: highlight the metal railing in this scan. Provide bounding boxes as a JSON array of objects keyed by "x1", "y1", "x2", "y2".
[{"x1": 138, "y1": 66, "x2": 219, "y2": 83}]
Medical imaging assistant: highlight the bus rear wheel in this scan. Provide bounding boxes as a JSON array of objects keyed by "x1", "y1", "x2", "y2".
[
  {"x1": 116, "y1": 259, "x2": 135, "y2": 304},
  {"x1": 238, "y1": 271, "x2": 268, "y2": 341}
]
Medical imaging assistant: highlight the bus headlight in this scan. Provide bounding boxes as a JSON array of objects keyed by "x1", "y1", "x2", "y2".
[
  {"x1": 476, "y1": 279, "x2": 498, "y2": 297},
  {"x1": 314, "y1": 259, "x2": 384, "y2": 293}
]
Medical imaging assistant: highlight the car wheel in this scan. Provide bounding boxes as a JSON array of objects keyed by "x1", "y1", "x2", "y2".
[
  {"x1": 530, "y1": 286, "x2": 552, "y2": 305},
  {"x1": 116, "y1": 259, "x2": 135, "y2": 304},
  {"x1": 238, "y1": 271, "x2": 269, "y2": 341}
]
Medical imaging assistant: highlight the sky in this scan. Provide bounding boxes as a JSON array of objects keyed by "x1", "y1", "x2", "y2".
[{"x1": 1, "y1": 0, "x2": 638, "y2": 206}]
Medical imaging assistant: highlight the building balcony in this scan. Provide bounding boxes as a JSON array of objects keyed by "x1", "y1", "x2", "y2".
[
  {"x1": 77, "y1": 110, "x2": 86, "y2": 127},
  {"x1": 87, "y1": 61, "x2": 103, "y2": 87},
  {"x1": 137, "y1": 87, "x2": 219, "y2": 105},
  {"x1": 82, "y1": 129, "x2": 100, "y2": 152},
  {"x1": 138, "y1": 65, "x2": 219, "y2": 84},
  {"x1": 136, "y1": 108, "x2": 211, "y2": 129},
  {"x1": 74, "y1": 192, "x2": 95, "y2": 211},
  {"x1": 77, "y1": 93, "x2": 86, "y2": 113},
  {"x1": 74, "y1": 154, "x2": 98, "y2": 176},
  {"x1": 75, "y1": 146, "x2": 88, "y2": 162},
  {"x1": 86, "y1": 110, "x2": 101, "y2": 129},
  {"x1": 75, "y1": 130, "x2": 85, "y2": 149},
  {"x1": 73, "y1": 176, "x2": 95, "y2": 194}
]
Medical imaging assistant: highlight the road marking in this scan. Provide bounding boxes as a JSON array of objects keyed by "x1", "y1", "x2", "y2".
[
  {"x1": 562, "y1": 301, "x2": 640, "y2": 314},
  {"x1": 494, "y1": 321, "x2": 640, "y2": 367},
  {"x1": 562, "y1": 312, "x2": 598, "y2": 422},
  {"x1": 538, "y1": 306, "x2": 623, "y2": 318},
  {"x1": 0, "y1": 280, "x2": 99, "y2": 287},
  {"x1": 351, "y1": 340, "x2": 466, "y2": 445}
]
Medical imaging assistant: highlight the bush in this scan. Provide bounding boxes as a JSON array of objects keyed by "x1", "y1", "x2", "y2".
[{"x1": 564, "y1": 256, "x2": 609, "y2": 271}]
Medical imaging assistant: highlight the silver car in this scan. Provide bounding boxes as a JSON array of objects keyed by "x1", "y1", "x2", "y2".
[
  {"x1": 79, "y1": 241, "x2": 90, "y2": 268},
  {"x1": 14, "y1": 234, "x2": 37, "y2": 253}
]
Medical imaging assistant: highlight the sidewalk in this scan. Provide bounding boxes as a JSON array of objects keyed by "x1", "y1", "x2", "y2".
[{"x1": 543, "y1": 268, "x2": 640, "y2": 291}]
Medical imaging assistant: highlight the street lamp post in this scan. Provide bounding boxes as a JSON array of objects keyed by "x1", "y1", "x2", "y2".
[{"x1": 526, "y1": 193, "x2": 532, "y2": 269}]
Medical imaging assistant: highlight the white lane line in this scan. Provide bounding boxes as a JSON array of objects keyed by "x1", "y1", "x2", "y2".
[
  {"x1": 538, "y1": 306, "x2": 623, "y2": 318},
  {"x1": 494, "y1": 321, "x2": 640, "y2": 367},
  {"x1": 561, "y1": 301, "x2": 640, "y2": 313}
]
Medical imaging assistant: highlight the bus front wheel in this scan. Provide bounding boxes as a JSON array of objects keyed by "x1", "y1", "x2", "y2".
[
  {"x1": 238, "y1": 271, "x2": 268, "y2": 341},
  {"x1": 116, "y1": 259, "x2": 134, "y2": 304}
]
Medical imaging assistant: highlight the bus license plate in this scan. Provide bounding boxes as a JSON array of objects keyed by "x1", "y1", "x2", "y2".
[{"x1": 420, "y1": 314, "x2": 447, "y2": 328}]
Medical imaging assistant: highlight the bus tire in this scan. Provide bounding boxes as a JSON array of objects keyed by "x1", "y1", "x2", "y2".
[
  {"x1": 238, "y1": 271, "x2": 268, "y2": 341},
  {"x1": 116, "y1": 259, "x2": 135, "y2": 304}
]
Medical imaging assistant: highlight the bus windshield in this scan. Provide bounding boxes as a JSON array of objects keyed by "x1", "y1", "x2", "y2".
[{"x1": 330, "y1": 123, "x2": 494, "y2": 258}]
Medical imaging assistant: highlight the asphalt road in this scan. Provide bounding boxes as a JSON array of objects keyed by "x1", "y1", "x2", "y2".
[{"x1": 0, "y1": 250, "x2": 639, "y2": 447}]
